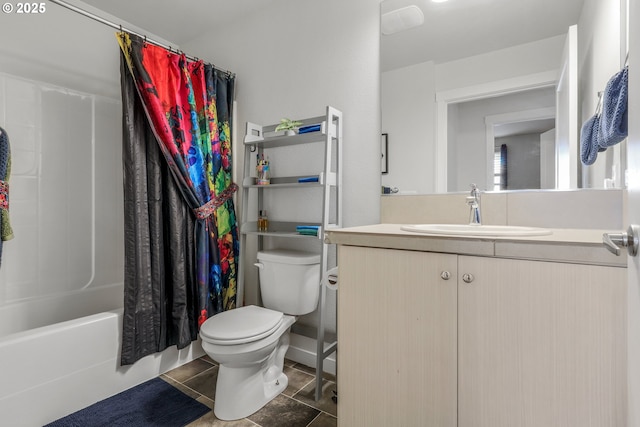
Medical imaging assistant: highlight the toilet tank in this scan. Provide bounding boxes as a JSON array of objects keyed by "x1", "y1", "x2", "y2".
[{"x1": 256, "y1": 249, "x2": 321, "y2": 315}]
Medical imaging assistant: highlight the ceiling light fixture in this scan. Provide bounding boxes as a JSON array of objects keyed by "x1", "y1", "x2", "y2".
[
  {"x1": 432, "y1": 0, "x2": 449, "y2": 3},
  {"x1": 381, "y1": 5, "x2": 425, "y2": 35}
]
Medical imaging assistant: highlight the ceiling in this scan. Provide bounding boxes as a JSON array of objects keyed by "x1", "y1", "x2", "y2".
[
  {"x1": 494, "y1": 118, "x2": 555, "y2": 138},
  {"x1": 72, "y1": 0, "x2": 584, "y2": 72},
  {"x1": 74, "y1": 0, "x2": 282, "y2": 46},
  {"x1": 381, "y1": 0, "x2": 585, "y2": 71}
]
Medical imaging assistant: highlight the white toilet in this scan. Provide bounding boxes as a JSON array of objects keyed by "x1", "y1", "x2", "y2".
[{"x1": 199, "y1": 249, "x2": 321, "y2": 421}]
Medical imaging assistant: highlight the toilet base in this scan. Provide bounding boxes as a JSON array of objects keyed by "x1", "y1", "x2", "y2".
[
  {"x1": 207, "y1": 317, "x2": 294, "y2": 421},
  {"x1": 214, "y1": 364, "x2": 288, "y2": 421}
]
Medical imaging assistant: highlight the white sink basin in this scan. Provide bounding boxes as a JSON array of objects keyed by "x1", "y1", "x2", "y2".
[{"x1": 400, "y1": 224, "x2": 552, "y2": 237}]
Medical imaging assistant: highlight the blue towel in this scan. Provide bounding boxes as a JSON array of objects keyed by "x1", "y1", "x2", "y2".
[
  {"x1": 599, "y1": 66, "x2": 628, "y2": 149},
  {"x1": 298, "y1": 124, "x2": 321, "y2": 134},
  {"x1": 580, "y1": 114, "x2": 604, "y2": 166},
  {"x1": 296, "y1": 225, "x2": 319, "y2": 236},
  {"x1": 298, "y1": 176, "x2": 319, "y2": 183}
]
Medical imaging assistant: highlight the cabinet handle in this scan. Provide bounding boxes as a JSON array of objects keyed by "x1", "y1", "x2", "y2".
[
  {"x1": 462, "y1": 273, "x2": 474, "y2": 283},
  {"x1": 440, "y1": 271, "x2": 451, "y2": 280}
]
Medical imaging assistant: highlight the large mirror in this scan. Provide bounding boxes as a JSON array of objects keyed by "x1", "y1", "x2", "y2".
[{"x1": 381, "y1": 0, "x2": 628, "y2": 194}]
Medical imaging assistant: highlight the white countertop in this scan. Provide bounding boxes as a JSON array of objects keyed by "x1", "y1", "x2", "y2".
[{"x1": 325, "y1": 224, "x2": 626, "y2": 267}]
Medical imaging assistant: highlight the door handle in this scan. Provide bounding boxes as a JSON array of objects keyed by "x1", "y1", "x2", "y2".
[{"x1": 603, "y1": 225, "x2": 639, "y2": 256}]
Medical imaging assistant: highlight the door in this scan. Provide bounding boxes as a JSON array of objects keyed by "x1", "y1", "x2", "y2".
[
  {"x1": 458, "y1": 256, "x2": 626, "y2": 427},
  {"x1": 627, "y1": 0, "x2": 640, "y2": 424},
  {"x1": 555, "y1": 25, "x2": 578, "y2": 189},
  {"x1": 539, "y1": 128, "x2": 556, "y2": 189},
  {"x1": 337, "y1": 246, "x2": 457, "y2": 427}
]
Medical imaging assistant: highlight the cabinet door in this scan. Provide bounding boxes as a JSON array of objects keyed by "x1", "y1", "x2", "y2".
[
  {"x1": 458, "y1": 256, "x2": 626, "y2": 427},
  {"x1": 337, "y1": 246, "x2": 457, "y2": 427}
]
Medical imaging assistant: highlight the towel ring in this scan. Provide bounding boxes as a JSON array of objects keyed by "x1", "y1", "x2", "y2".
[{"x1": 595, "y1": 91, "x2": 603, "y2": 115}]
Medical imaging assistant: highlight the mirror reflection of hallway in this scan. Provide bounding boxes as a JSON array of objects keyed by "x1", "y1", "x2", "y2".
[{"x1": 447, "y1": 86, "x2": 556, "y2": 192}]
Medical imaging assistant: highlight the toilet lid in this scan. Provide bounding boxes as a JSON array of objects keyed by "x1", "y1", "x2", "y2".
[{"x1": 200, "y1": 305, "x2": 284, "y2": 345}]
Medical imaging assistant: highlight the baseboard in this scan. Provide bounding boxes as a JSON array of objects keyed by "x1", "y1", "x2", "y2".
[{"x1": 285, "y1": 333, "x2": 336, "y2": 376}]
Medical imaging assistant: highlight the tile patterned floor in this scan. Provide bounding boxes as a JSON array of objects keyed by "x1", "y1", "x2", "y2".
[{"x1": 160, "y1": 356, "x2": 338, "y2": 427}]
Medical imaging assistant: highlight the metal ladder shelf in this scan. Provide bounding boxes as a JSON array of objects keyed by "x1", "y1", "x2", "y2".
[{"x1": 238, "y1": 106, "x2": 342, "y2": 401}]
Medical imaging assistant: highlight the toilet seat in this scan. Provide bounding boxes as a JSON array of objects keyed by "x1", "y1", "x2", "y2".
[{"x1": 200, "y1": 305, "x2": 284, "y2": 345}]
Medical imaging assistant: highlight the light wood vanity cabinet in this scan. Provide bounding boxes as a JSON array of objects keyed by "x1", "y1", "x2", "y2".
[{"x1": 337, "y1": 246, "x2": 627, "y2": 427}]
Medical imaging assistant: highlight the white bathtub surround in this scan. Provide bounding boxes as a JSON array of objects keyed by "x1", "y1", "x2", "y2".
[
  {"x1": 0, "y1": 309, "x2": 204, "y2": 426},
  {"x1": 0, "y1": 282, "x2": 123, "y2": 337},
  {"x1": 0, "y1": 71, "x2": 124, "y2": 310}
]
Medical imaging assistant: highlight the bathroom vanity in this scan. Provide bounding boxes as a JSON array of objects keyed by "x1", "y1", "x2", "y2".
[{"x1": 326, "y1": 224, "x2": 626, "y2": 427}]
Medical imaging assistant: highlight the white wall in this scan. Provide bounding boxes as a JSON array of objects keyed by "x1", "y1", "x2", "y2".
[
  {"x1": 183, "y1": 0, "x2": 381, "y2": 230},
  {"x1": 382, "y1": 35, "x2": 565, "y2": 193},
  {"x1": 381, "y1": 61, "x2": 435, "y2": 194},
  {"x1": 0, "y1": 5, "x2": 116, "y2": 98},
  {"x1": 435, "y1": 35, "x2": 565, "y2": 92},
  {"x1": 183, "y1": 0, "x2": 382, "y2": 338},
  {"x1": 0, "y1": 2, "x2": 175, "y2": 99},
  {"x1": 578, "y1": 0, "x2": 626, "y2": 188}
]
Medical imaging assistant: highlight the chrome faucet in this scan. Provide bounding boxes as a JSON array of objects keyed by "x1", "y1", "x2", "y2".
[{"x1": 466, "y1": 184, "x2": 481, "y2": 225}]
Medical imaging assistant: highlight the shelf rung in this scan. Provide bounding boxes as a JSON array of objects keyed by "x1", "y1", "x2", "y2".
[
  {"x1": 243, "y1": 121, "x2": 328, "y2": 147},
  {"x1": 322, "y1": 341, "x2": 337, "y2": 358},
  {"x1": 242, "y1": 175, "x2": 323, "y2": 188}
]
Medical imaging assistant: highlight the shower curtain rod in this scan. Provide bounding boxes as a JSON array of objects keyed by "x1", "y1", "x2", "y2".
[{"x1": 48, "y1": 0, "x2": 236, "y2": 77}]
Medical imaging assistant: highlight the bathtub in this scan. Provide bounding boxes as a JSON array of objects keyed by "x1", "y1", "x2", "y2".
[{"x1": 0, "y1": 284, "x2": 204, "y2": 426}]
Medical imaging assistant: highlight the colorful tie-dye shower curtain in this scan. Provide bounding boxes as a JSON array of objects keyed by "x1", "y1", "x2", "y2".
[{"x1": 118, "y1": 32, "x2": 239, "y2": 365}]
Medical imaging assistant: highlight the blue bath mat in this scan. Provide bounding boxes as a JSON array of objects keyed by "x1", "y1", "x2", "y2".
[{"x1": 45, "y1": 377, "x2": 210, "y2": 427}]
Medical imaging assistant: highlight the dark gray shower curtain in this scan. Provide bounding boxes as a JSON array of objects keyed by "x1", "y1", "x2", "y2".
[{"x1": 120, "y1": 52, "x2": 198, "y2": 365}]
